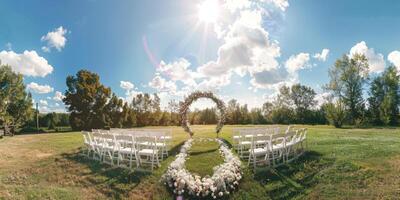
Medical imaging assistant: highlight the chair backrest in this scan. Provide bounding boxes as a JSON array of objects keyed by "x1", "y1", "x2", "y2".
[
  {"x1": 301, "y1": 128, "x2": 307, "y2": 140},
  {"x1": 285, "y1": 130, "x2": 297, "y2": 145},
  {"x1": 269, "y1": 133, "x2": 285, "y2": 149},
  {"x1": 115, "y1": 134, "x2": 135, "y2": 149},
  {"x1": 82, "y1": 131, "x2": 90, "y2": 144}
]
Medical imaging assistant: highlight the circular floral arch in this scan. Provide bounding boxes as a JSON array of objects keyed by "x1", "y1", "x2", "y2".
[{"x1": 179, "y1": 91, "x2": 226, "y2": 137}]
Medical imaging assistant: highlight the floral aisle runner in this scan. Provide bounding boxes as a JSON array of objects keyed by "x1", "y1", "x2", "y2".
[{"x1": 161, "y1": 138, "x2": 242, "y2": 198}]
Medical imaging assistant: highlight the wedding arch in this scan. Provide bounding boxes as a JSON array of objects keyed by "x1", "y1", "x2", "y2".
[{"x1": 179, "y1": 91, "x2": 226, "y2": 137}]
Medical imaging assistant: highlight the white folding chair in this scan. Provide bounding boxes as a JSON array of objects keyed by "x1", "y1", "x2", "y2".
[
  {"x1": 101, "y1": 133, "x2": 118, "y2": 166},
  {"x1": 237, "y1": 130, "x2": 253, "y2": 159},
  {"x1": 298, "y1": 128, "x2": 307, "y2": 154},
  {"x1": 115, "y1": 134, "x2": 139, "y2": 169},
  {"x1": 284, "y1": 130, "x2": 299, "y2": 162},
  {"x1": 137, "y1": 136, "x2": 160, "y2": 171},
  {"x1": 81, "y1": 131, "x2": 95, "y2": 157},
  {"x1": 91, "y1": 132, "x2": 104, "y2": 161},
  {"x1": 266, "y1": 133, "x2": 286, "y2": 167},
  {"x1": 248, "y1": 134, "x2": 269, "y2": 169}
]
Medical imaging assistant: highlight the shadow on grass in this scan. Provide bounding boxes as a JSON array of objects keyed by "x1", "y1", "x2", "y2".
[
  {"x1": 61, "y1": 152, "x2": 152, "y2": 198},
  {"x1": 60, "y1": 141, "x2": 187, "y2": 199},
  {"x1": 253, "y1": 151, "x2": 335, "y2": 200}
]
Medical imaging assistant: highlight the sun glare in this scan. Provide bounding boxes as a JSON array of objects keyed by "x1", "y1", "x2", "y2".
[{"x1": 198, "y1": 0, "x2": 219, "y2": 24}]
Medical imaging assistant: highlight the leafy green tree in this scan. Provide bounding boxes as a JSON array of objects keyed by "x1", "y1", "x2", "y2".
[
  {"x1": 368, "y1": 66, "x2": 400, "y2": 125},
  {"x1": 290, "y1": 84, "x2": 317, "y2": 123},
  {"x1": 368, "y1": 76, "x2": 385, "y2": 125},
  {"x1": 326, "y1": 54, "x2": 369, "y2": 124},
  {"x1": 47, "y1": 112, "x2": 58, "y2": 130},
  {"x1": 122, "y1": 102, "x2": 136, "y2": 127},
  {"x1": 262, "y1": 102, "x2": 273, "y2": 123},
  {"x1": 0, "y1": 65, "x2": 33, "y2": 133},
  {"x1": 323, "y1": 100, "x2": 346, "y2": 128},
  {"x1": 249, "y1": 108, "x2": 266, "y2": 124},
  {"x1": 63, "y1": 70, "x2": 111, "y2": 130},
  {"x1": 105, "y1": 93, "x2": 125, "y2": 128}
]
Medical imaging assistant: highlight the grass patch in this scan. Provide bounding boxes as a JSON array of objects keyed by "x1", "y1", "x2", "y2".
[
  {"x1": 185, "y1": 139, "x2": 224, "y2": 177},
  {"x1": 1, "y1": 125, "x2": 400, "y2": 199}
]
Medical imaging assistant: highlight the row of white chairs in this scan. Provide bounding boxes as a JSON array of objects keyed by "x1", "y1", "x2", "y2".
[
  {"x1": 232, "y1": 127, "x2": 307, "y2": 169},
  {"x1": 82, "y1": 129, "x2": 172, "y2": 171}
]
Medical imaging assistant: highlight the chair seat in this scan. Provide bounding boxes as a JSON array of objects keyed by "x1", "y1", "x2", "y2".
[
  {"x1": 250, "y1": 148, "x2": 267, "y2": 155},
  {"x1": 155, "y1": 142, "x2": 166, "y2": 147},
  {"x1": 256, "y1": 140, "x2": 268, "y2": 144},
  {"x1": 233, "y1": 135, "x2": 241, "y2": 139},
  {"x1": 138, "y1": 149, "x2": 158, "y2": 155},
  {"x1": 119, "y1": 147, "x2": 135, "y2": 153},
  {"x1": 286, "y1": 140, "x2": 297, "y2": 146},
  {"x1": 272, "y1": 143, "x2": 285, "y2": 150},
  {"x1": 239, "y1": 141, "x2": 251, "y2": 145}
]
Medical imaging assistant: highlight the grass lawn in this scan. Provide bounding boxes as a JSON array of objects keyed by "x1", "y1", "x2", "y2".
[{"x1": 0, "y1": 125, "x2": 400, "y2": 199}]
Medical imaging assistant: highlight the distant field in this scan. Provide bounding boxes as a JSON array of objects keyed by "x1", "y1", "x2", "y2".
[{"x1": 0, "y1": 125, "x2": 399, "y2": 200}]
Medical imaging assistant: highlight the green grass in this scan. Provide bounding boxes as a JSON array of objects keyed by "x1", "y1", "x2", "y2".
[
  {"x1": 185, "y1": 139, "x2": 224, "y2": 177},
  {"x1": 0, "y1": 125, "x2": 400, "y2": 199}
]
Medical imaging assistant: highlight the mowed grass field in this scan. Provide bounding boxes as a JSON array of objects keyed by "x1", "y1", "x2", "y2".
[{"x1": 0, "y1": 125, "x2": 399, "y2": 200}]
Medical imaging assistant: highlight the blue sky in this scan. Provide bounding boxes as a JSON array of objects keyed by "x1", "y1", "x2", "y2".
[{"x1": 1, "y1": 0, "x2": 400, "y2": 112}]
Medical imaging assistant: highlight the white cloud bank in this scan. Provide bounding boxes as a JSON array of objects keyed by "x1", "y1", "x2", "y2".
[
  {"x1": 388, "y1": 50, "x2": 400, "y2": 72},
  {"x1": 350, "y1": 41, "x2": 385, "y2": 73},
  {"x1": 41, "y1": 26, "x2": 68, "y2": 52},
  {"x1": 314, "y1": 48, "x2": 329, "y2": 61},
  {"x1": 0, "y1": 50, "x2": 54, "y2": 77},
  {"x1": 27, "y1": 82, "x2": 54, "y2": 94},
  {"x1": 53, "y1": 91, "x2": 65, "y2": 102}
]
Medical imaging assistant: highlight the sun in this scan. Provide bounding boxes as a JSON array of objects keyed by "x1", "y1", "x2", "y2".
[{"x1": 198, "y1": 0, "x2": 219, "y2": 24}]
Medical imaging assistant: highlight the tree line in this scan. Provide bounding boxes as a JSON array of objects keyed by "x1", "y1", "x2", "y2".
[{"x1": 1, "y1": 52, "x2": 400, "y2": 133}]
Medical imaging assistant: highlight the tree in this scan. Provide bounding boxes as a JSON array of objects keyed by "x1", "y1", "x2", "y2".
[
  {"x1": 167, "y1": 100, "x2": 179, "y2": 126},
  {"x1": 0, "y1": 65, "x2": 33, "y2": 133},
  {"x1": 290, "y1": 84, "x2": 317, "y2": 123},
  {"x1": 122, "y1": 102, "x2": 136, "y2": 127},
  {"x1": 368, "y1": 76, "x2": 385, "y2": 125},
  {"x1": 226, "y1": 99, "x2": 240, "y2": 124},
  {"x1": 46, "y1": 112, "x2": 58, "y2": 130},
  {"x1": 326, "y1": 54, "x2": 369, "y2": 124},
  {"x1": 368, "y1": 66, "x2": 400, "y2": 125},
  {"x1": 105, "y1": 93, "x2": 124, "y2": 128},
  {"x1": 63, "y1": 70, "x2": 111, "y2": 130},
  {"x1": 324, "y1": 99, "x2": 346, "y2": 128},
  {"x1": 262, "y1": 102, "x2": 273, "y2": 123}
]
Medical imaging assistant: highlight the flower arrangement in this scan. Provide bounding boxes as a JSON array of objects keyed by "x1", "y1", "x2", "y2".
[
  {"x1": 161, "y1": 138, "x2": 242, "y2": 199},
  {"x1": 179, "y1": 91, "x2": 226, "y2": 137}
]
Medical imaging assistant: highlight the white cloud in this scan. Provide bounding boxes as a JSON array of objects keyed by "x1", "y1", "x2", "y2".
[
  {"x1": 149, "y1": 0, "x2": 290, "y2": 95},
  {"x1": 158, "y1": 58, "x2": 197, "y2": 86},
  {"x1": 314, "y1": 91, "x2": 333, "y2": 107},
  {"x1": 267, "y1": 0, "x2": 290, "y2": 11},
  {"x1": 120, "y1": 81, "x2": 141, "y2": 103},
  {"x1": 53, "y1": 91, "x2": 65, "y2": 102},
  {"x1": 41, "y1": 26, "x2": 68, "y2": 52},
  {"x1": 39, "y1": 100, "x2": 48, "y2": 106},
  {"x1": 39, "y1": 105, "x2": 66, "y2": 113},
  {"x1": 314, "y1": 48, "x2": 329, "y2": 62},
  {"x1": 285, "y1": 53, "x2": 310, "y2": 73},
  {"x1": 149, "y1": 74, "x2": 177, "y2": 93},
  {"x1": 388, "y1": 50, "x2": 400, "y2": 72},
  {"x1": 0, "y1": 50, "x2": 54, "y2": 77},
  {"x1": 349, "y1": 41, "x2": 385, "y2": 73},
  {"x1": 120, "y1": 81, "x2": 134, "y2": 90},
  {"x1": 198, "y1": 9, "x2": 282, "y2": 90},
  {"x1": 27, "y1": 82, "x2": 54, "y2": 94}
]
